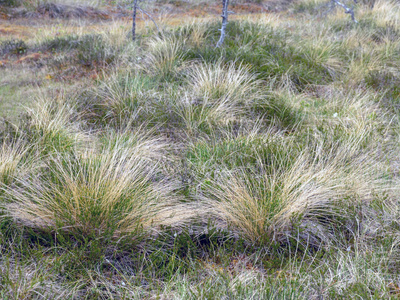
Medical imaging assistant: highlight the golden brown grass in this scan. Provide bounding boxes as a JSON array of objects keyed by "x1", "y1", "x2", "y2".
[
  {"x1": 140, "y1": 35, "x2": 187, "y2": 79},
  {"x1": 26, "y1": 94, "x2": 87, "y2": 154},
  {"x1": 0, "y1": 136, "x2": 29, "y2": 186},
  {"x1": 5, "y1": 134, "x2": 188, "y2": 238},
  {"x1": 1, "y1": 1, "x2": 400, "y2": 297},
  {"x1": 200, "y1": 136, "x2": 384, "y2": 244},
  {"x1": 172, "y1": 61, "x2": 265, "y2": 134},
  {"x1": 186, "y1": 60, "x2": 263, "y2": 103}
]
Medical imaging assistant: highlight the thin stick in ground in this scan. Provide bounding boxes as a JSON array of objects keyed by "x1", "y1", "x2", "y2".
[
  {"x1": 331, "y1": 0, "x2": 358, "y2": 23},
  {"x1": 216, "y1": 0, "x2": 230, "y2": 48},
  {"x1": 138, "y1": 7, "x2": 161, "y2": 34},
  {"x1": 132, "y1": 0, "x2": 139, "y2": 41}
]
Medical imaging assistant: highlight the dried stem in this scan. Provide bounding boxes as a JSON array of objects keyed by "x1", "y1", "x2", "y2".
[{"x1": 138, "y1": 7, "x2": 161, "y2": 34}]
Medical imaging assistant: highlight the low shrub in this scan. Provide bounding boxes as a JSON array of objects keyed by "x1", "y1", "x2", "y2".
[{"x1": 0, "y1": 39, "x2": 28, "y2": 56}]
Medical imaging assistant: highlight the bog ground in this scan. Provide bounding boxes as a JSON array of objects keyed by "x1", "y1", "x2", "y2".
[{"x1": 1, "y1": 0, "x2": 400, "y2": 299}]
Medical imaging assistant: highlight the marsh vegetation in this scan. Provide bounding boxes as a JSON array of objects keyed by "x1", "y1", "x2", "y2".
[{"x1": 1, "y1": 0, "x2": 400, "y2": 298}]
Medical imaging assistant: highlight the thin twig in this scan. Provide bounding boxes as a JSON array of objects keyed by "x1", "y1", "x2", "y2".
[
  {"x1": 332, "y1": 0, "x2": 358, "y2": 23},
  {"x1": 137, "y1": 7, "x2": 161, "y2": 34}
]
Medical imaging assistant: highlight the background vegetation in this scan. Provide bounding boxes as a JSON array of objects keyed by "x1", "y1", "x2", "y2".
[{"x1": 1, "y1": 0, "x2": 400, "y2": 298}]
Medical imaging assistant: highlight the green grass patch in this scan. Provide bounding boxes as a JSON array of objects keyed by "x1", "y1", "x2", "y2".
[{"x1": 184, "y1": 21, "x2": 339, "y2": 89}]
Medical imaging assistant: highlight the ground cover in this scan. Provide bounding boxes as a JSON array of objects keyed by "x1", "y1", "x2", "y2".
[{"x1": 1, "y1": 0, "x2": 400, "y2": 298}]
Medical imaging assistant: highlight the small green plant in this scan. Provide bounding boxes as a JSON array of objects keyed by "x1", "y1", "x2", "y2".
[{"x1": 0, "y1": 39, "x2": 28, "y2": 56}]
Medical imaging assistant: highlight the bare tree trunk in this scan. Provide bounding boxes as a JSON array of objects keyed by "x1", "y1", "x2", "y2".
[
  {"x1": 132, "y1": 0, "x2": 139, "y2": 41},
  {"x1": 216, "y1": 0, "x2": 229, "y2": 48}
]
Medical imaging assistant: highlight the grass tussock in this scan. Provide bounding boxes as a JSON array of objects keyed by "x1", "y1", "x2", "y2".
[
  {"x1": 5, "y1": 135, "x2": 186, "y2": 240},
  {"x1": 186, "y1": 60, "x2": 263, "y2": 103},
  {"x1": 0, "y1": 137, "x2": 29, "y2": 187},
  {"x1": 26, "y1": 95, "x2": 86, "y2": 154},
  {"x1": 141, "y1": 35, "x2": 187, "y2": 80},
  {"x1": 200, "y1": 136, "x2": 384, "y2": 245},
  {"x1": 93, "y1": 71, "x2": 155, "y2": 125},
  {"x1": 2, "y1": 0, "x2": 400, "y2": 297}
]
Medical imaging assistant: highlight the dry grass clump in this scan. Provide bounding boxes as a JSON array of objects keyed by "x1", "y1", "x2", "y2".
[
  {"x1": 305, "y1": 87, "x2": 388, "y2": 143},
  {"x1": 200, "y1": 136, "x2": 384, "y2": 245},
  {"x1": 173, "y1": 92, "x2": 243, "y2": 135},
  {"x1": 315, "y1": 244, "x2": 393, "y2": 298},
  {"x1": 342, "y1": 48, "x2": 383, "y2": 86},
  {"x1": 5, "y1": 135, "x2": 185, "y2": 239},
  {"x1": 99, "y1": 128, "x2": 172, "y2": 164},
  {"x1": 94, "y1": 71, "x2": 155, "y2": 124},
  {"x1": 26, "y1": 95, "x2": 86, "y2": 154},
  {"x1": 186, "y1": 60, "x2": 263, "y2": 104},
  {"x1": 297, "y1": 38, "x2": 344, "y2": 79},
  {"x1": 0, "y1": 137, "x2": 29, "y2": 187},
  {"x1": 140, "y1": 35, "x2": 187, "y2": 80},
  {"x1": 364, "y1": 0, "x2": 400, "y2": 25},
  {"x1": 251, "y1": 86, "x2": 307, "y2": 130},
  {"x1": 177, "y1": 21, "x2": 210, "y2": 49},
  {"x1": 173, "y1": 61, "x2": 265, "y2": 134}
]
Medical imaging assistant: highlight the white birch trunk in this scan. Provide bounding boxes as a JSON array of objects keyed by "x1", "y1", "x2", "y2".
[{"x1": 216, "y1": 0, "x2": 230, "y2": 48}]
